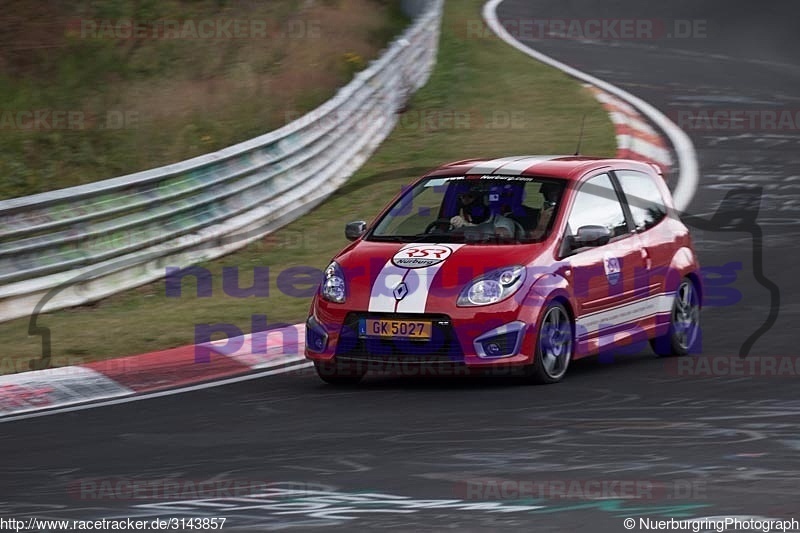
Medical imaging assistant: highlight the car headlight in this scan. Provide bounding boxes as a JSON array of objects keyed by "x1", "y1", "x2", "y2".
[
  {"x1": 321, "y1": 261, "x2": 346, "y2": 303},
  {"x1": 457, "y1": 266, "x2": 526, "y2": 307}
]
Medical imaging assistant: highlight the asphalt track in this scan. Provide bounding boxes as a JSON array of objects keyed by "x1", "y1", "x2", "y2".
[{"x1": 2, "y1": 1, "x2": 799, "y2": 531}]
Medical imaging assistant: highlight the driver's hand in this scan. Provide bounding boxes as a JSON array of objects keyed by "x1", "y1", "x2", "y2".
[
  {"x1": 450, "y1": 215, "x2": 468, "y2": 228},
  {"x1": 529, "y1": 205, "x2": 554, "y2": 239}
]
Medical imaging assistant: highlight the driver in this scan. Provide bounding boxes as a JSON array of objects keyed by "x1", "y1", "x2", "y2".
[
  {"x1": 528, "y1": 182, "x2": 562, "y2": 240},
  {"x1": 450, "y1": 186, "x2": 517, "y2": 239},
  {"x1": 450, "y1": 190, "x2": 489, "y2": 227}
]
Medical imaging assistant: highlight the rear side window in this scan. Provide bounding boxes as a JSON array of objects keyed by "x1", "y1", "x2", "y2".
[{"x1": 616, "y1": 170, "x2": 668, "y2": 231}]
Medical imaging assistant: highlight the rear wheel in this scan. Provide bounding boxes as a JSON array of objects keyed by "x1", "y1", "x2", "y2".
[
  {"x1": 651, "y1": 277, "x2": 701, "y2": 357},
  {"x1": 524, "y1": 302, "x2": 573, "y2": 384},
  {"x1": 314, "y1": 360, "x2": 366, "y2": 385}
]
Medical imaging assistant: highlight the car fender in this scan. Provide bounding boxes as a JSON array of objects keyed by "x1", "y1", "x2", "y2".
[
  {"x1": 520, "y1": 271, "x2": 573, "y2": 325},
  {"x1": 514, "y1": 272, "x2": 574, "y2": 360},
  {"x1": 666, "y1": 246, "x2": 703, "y2": 307}
]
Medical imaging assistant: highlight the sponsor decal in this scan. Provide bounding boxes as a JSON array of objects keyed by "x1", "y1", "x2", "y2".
[
  {"x1": 392, "y1": 245, "x2": 454, "y2": 269},
  {"x1": 370, "y1": 243, "x2": 464, "y2": 312},
  {"x1": 603, "y1": 253, "x2": 621, "y2": 285},
  {"x1": 576, "y1": 293, "x2": 673, "y2": 336}
]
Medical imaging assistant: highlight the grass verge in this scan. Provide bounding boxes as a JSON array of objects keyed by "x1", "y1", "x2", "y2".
[
  {"x1": 0, "y1": 0, "x2": 408, "y2": 200},
  {"x1": 0, "y1": 0, "x2": 616, "y2": 375}
]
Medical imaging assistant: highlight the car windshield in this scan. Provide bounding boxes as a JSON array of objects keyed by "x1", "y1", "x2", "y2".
[{"x1": 368, "y1": 175, "x2": 566, "y2": 244}]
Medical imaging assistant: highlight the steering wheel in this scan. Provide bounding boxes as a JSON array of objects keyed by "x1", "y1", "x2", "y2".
[
  {"x1": 504, "y1": 216, "x2": 527, "y2": 241},
  {"x1": 424, "y1": 218, "x2": 454, "y2": 234}
]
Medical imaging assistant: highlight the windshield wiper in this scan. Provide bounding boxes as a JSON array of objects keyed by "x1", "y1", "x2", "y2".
[
  {"x1": 368, "y1": 235, "x2": 410, "y2": 242},
  {"x1": 411, "y1": 233, "x2": 463, "y2": 243}
]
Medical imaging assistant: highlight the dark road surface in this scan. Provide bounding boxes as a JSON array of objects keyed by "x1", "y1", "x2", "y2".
[
  {"x1": 2, "y1": 363, "x2": 799, "y2": 530},
  {"x1": 2, "y1": 1, "x2": 799, "y2": 531}
]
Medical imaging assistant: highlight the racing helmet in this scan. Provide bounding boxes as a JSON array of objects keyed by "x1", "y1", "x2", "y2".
[
  {"x1": 458, "y1": 187, "x2": 490, "y2": 224},
  {"x1": 539, "y1": 181, "x2": 563, "y2": 206}
]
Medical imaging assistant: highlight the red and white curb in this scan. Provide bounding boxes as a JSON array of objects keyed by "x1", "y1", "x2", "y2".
[
  {"x1": 0, "y1": 325, "x2": 308, "y2": 422},
  {"x1": 586, "y1": 85, "x2": 673, "y2": 173}
]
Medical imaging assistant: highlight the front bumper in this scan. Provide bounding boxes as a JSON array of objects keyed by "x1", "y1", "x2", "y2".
[{"x1": 305, "y1": 300, "x2": 537, "y2": 368}]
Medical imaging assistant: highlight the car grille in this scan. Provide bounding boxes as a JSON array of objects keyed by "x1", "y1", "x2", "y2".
[{"x1": 335, "y1": 313, "x2": 464, "y2": 363}]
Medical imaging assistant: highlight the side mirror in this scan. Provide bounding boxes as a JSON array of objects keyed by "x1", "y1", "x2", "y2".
[
  {"x1": 573, "y1": 225, "x2": 611, "y2": 248},
  {"x1": 345, "y1": 220, "x2": 367, "y2": 241}
]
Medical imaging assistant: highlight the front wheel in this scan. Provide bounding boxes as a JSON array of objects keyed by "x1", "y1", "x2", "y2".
[
  {"x1": 651, "y1": 277, "x2": 701, "y2": 357},
  {"x1": 523, "y1": 302, "x2": 574, "y2": 384},
  {"x1": 314, "y1": 360, "x2": 366, "y2": 385}
]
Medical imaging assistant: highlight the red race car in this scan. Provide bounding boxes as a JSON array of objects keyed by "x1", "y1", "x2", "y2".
[{"x1": 305, "y1": 155, "x2": 702, "y2": 385}]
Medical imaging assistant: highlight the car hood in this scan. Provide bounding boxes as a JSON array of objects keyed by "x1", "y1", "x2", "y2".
[{"x1": 334, "y1": 240, "x2": 547, "y2": 313}]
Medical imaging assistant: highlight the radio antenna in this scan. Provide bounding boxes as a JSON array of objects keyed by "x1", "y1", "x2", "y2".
[{"x1": 574, "y1": 114, "x2": 587, "y2": 156}]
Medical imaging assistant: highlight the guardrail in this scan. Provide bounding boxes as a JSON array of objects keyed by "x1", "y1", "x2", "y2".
[{"x1": 0, "y1": 1, "x2": 444, "y2": 323}]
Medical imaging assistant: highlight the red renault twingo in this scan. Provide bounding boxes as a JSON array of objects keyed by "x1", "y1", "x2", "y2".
[{"x1": 306, "y1": 155, "x2": 702, "y2": 384}]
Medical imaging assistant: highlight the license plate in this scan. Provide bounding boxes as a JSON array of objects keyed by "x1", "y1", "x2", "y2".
[{"x1": 359, "y1": 319, "x2": 432, "y2": 339}]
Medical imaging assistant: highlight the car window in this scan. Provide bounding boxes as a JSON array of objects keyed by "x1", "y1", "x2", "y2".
[
  {"x1": 566, "y1": 173, "x2": 628, "y2": 239},
  {"x1": 523, "y1": 182, "x2": 546, "y2": 209},
  {"x1": 376, "y1": 183, "x2": 445, "y2": 236},
  {"x1": 616, "y1": 170, "x2": 668, "y2": 231}
]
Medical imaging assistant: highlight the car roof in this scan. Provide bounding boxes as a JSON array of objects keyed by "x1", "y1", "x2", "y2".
[{"x1": 425, "y1": 155, "x2": 660, "y2": 182}]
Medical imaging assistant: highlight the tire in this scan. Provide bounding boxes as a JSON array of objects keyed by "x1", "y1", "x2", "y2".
[
  {"x1": 314, "y1": 360, "x2": 366, "y2": 385},
  {"x1": 523, "y1": 301, "x2": 574, "y2": 384},
  {"x1": 651, "y1": 277, "x2": 701, "y2": 357}
]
